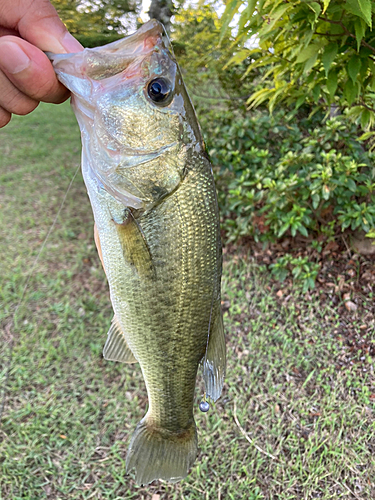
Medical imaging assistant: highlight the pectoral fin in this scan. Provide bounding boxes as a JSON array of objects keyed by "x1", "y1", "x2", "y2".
[
  {"x1": 114, "y1": 210, "x2": 155, "y2": 280},
  {"x1": 203, "y1": 304, "x2": 226, "y2": 402},
  {"x1": 94, "y1": 223, "x2": 106, "y2": 273},
  {"x1": 103, "y1": 315, "x2": 137, "y2": 363}
]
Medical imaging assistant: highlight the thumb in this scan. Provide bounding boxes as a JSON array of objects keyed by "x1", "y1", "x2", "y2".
[{"x1": 2, "y1": 0, "x2": 82, "y2": 53}]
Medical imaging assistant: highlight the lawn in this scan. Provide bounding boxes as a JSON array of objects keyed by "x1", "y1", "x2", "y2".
[{"x1": 0, "y1": 102, "x2": 374, "y2": 499}]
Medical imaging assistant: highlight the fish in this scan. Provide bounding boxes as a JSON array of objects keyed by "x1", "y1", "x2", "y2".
[{"x1": 47, "y1": 19, "x2": 225, "y2": 485}]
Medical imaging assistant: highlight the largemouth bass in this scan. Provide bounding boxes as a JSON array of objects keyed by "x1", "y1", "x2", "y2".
[{"x1": 48, "y1": 20, "x2": 225, "y2": 485}]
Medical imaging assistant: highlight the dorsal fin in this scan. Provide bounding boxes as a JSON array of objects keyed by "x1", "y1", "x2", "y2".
[{"x1": 103, "y1": 315, "x2": 137, "y2": 363}]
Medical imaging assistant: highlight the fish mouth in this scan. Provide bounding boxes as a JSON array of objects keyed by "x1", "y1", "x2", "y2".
[
  {"x1": 47, "y1": 20, "x2": 170, "y2": 82},
  {"x1": 85, "y1": 20, "x2": 167, "y2": 80}
]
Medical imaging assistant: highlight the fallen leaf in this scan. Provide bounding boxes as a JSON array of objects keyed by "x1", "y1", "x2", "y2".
[
  {"x1": 338, "y1": 277, "x2": 346, "y2": 292},
  {"x1": 323, "y1": 240, "x2": 338, "y2": 253},
  {"x1": 60, "y1": 434, "x2": 67, "y2": 439},
  {"x1": 344, "y1": 300, "x2": 358, "y2": 312}
]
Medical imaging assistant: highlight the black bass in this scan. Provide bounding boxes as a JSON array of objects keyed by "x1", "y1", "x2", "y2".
[{"x1": 48, "y1": 20, "x2": 225, "y2": 485}]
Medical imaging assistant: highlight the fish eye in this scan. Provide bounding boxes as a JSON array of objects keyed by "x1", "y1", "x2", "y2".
[{"x1": 147, "y1": 78, "x2": 172, "y2": 105}]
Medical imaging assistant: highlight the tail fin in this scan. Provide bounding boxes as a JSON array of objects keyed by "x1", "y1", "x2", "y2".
[{"x1": 126, "y1": 417, "x2": 198, "y2": 485}]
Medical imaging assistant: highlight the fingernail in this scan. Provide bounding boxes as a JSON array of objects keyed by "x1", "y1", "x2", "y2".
[
  {"x1": 0, "y1": 42, "x2": 30, "y2": 74},
  {"x1": 61, "y1": 32, "x2": 84, "y2": 53}
]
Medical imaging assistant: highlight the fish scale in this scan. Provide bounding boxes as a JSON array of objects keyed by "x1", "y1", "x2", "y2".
[
  {"x1": 48, "y1": 19, "x2": 225, "y2": 485},
  {"x1": 132, "y1": 163, "x2": 217, "y2": 421}
]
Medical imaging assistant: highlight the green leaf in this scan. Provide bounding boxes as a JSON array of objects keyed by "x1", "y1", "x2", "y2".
[
  {"x1": 322, "y1": 185, "x2": 330, "y2": 200},
  {"x1": 269, "y1": 85, "x2": 288, "y2": 113},
  {"x1": 296, "y1": 44, "x2": 320, "y2": 63},
  {"x1": 220, "y1": 0, "x2": 241, "y2": 43},
  {"x1": 357, "y1": 0, "x2": 372, "y2": 27},
  {"x1": 348, "y1": 55, "x2": 361, "y2": 82},
  {"x1": 307, "y1": 2, "x2": 322, "y2": 20},
  {"x1": 224, "y1": 48, "x2": 253, "y2": 68},
  {"x1": 361, "y1": 108, "x2": 371, "y2": 128},
  {"x1": 326, "y1": 69, "x2": 338, "y2": 97},
  {"x1": 312, "y1": 193, "x2": 320, "y2": 209},
  {"x1": 312, "y1": 84, "x2": 321, "y2": 102},
  {"x1": 262, "y1": 3, "x2": 290, "y2": 33},
  {"x1": 346, "y1": 0, "x2": 372, "y2": 28},
  {"x1": 322, "y1": 0, "x2": 331, "y2": 13},
  {"x1": 295, "y1": 95, "x2": 305, "y2": 109},
  {"x1": 347, "y1": 178, "x2": 357, "y2": 191},
  {"x1": 354, "y1": 18, "x2": 367, "y2": 51},
  {"x1": 278, "y1": 222, "x2": 291, "y2": 237},
  {"x1": 347, "y1": 105, "x2": 363, "y2": 118},
  {"x1": 322, "y1": 43, "x2": 338, "y2": 76},
  {"x1": 238, "y1": 0, "x2": 258, "y2": 32},
  {"x1": 344, "y1": 79, "x2": 358, "y2": 104},
  {"x1": 358, "y1": 131, "x2": 375, "y2": 141},
  {"x1": 247, "y1": 88, "x2": 275, "y2": 108},
  {"x1": 304, "y1": 53, "x2": 319, "y2": 73}
]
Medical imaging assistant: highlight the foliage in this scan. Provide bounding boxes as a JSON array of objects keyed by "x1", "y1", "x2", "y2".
[
  {"x1": 172, "y1": 3, "x2": 252, "y2": 110},
  {"x1": 198, "y1": 106, "x2": 375, "y2": 243},
  {"x1": 221, "y1": 0, "x2": 375, "y2": 134},
  {"x1": 270, "y1": 254, "x2": 320, "y2": 291},
  {"x1": 74, "y1": 33, "x2": 123, "y2": 48},
  {"x1": 51, "y1": 0, "x2": 140, "y2": 38},
  {"x1": 173, "y1": 3, "x2": 375, "y2": 252},
  {"x1": 173, "y1": 4, "x2": 224, "y2": 68}
]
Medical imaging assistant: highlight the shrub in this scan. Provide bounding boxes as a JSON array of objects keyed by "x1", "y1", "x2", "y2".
[{"x1": 198, "y1": 107, "x2": 375, "y2": 244}]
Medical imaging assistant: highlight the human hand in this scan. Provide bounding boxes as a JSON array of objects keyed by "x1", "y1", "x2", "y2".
[{"x1": 0, "y1": 0, "x2": 83, "y2": 127}]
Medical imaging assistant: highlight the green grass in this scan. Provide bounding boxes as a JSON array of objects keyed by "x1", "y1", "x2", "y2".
[{"x1": 1, "y1": 103, "x2": 374, "y2": 499}]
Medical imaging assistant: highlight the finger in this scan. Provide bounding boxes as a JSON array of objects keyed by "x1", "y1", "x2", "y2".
[
  {"x1": 0, "y1": 68, "x2": 38, "y2": 115},
  {"x1": 0, "y1": 37, "x2": 69, "y2": 104},
  {"x1": 0, "y1": 0, "x2": 82, "y2": 53},
  {"x1": 0, "y1": 105, "x2": 11, "y2": 128},
  {"x1": 0, "y1": 26, "x2": 18, "y2": 37}
]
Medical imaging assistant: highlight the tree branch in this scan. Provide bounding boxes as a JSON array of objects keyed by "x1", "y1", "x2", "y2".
[
  {"x1": 314, "y1": 31, "x2": 345, "y2": 37},
  {"x1": 318, "y1": 15, "x2": 375, "y2": 54},
  {"x1": 359, "y1": 100, "x2": 375, "y2": 113}
]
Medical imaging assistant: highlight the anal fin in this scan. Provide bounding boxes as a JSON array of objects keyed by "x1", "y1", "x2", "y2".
[
  {"x1": 103, "y1": 315, "x2": 137, "y2": 364},
  {"x1": 203, "y1": 304, "x2": 226, "y2": 402}
]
